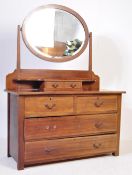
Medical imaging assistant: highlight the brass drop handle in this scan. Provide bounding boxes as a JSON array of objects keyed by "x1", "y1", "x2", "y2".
[
  {"x1": 45, "y1": 125, "x2": 50, "y2": 130},
  {"x1": 95, "y1": 121, "x2": 103, "y2": 129},
  {"x1": 70, "y1": 83, "x2": 77, "y2": 88},
  {"x1": 52, "y1": 83, "x2": 59, "y2": 88},
  {"x1": 93, "y1": 143, "x2": 102, "y2": 149},
  {"x1": 44, "y1": 147, "x2": 55, "y2": 153},
  {"x1": 45, "y1": 103, "x2": 56, "y2": 110},
  {"x1": 94, "y1": 98, "x2": 104, "y2": 107}
]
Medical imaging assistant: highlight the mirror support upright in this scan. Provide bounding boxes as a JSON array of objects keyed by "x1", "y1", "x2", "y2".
[
  {"x1": 17, "y1": 25, "x2": 21, "y2": 70},
  {"x1": 89, "y1": 32, "x2": 92, "y2": 71}
]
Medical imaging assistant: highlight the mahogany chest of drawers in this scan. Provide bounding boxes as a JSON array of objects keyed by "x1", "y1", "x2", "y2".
[{"x1": 7, "y1": 90, "x2": 123, "y2": 170}]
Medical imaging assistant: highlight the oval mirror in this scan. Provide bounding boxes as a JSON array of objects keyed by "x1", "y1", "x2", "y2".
[{"x1": 22, "y1": 4, "x2": 89, "y2": 62}]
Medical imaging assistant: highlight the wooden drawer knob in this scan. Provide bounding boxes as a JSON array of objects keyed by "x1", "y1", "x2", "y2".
[
  {"x1": 70, "y1": 83, "x2": 77, "y2": 88},
  {"x1": 45, "y1": 103, "x2": 56, "y2": 110},
  {"x1": 45, "y1": 125, "x2": 57, "y2": 130},
  {"x1": 93, "y1": 143, "x2": 101, "y2": 149},
  {"x1": 95, "y1": 121, "x2": 103, "y2": 129},
  {"x1": 52, "y1": 83, "x2": 59, "y2": 88},
  {"x1": 53, "y1": 125, "x2": 57, "y2": 129}
]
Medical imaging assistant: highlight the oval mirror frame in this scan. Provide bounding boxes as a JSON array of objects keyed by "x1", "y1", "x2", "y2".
[{"x1": 21, "y1": 4, "x2": 89, "y2": 62}]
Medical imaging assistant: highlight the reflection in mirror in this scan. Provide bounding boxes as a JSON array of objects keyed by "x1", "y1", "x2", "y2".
[{"x1": 22, "y1": 6, "x2": 88, "y2": 62}]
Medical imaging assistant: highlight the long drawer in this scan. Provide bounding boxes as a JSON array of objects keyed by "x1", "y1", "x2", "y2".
[
  {"x1": 24, "y1": 114, "x2": 117, "y2": 141},
  {"x1": 44, "y1": 81, "x2": 82, "y2": 91},
  {"x1": 24, "y1": 134, "x2": 117, "y2": 165},
  {"x1": 76, "y1": 95, "x2": 118, "y2": 114},
  {"x1": 25, "y1": 96, "x2": 74, "y2": 117}
]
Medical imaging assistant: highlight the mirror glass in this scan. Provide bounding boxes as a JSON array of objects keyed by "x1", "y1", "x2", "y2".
[{"x1": 22, "y1": 5, "x2": 89, "y2": 62}]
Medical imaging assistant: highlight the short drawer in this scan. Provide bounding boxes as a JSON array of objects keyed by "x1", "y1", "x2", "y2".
[
  {"x1": 45, "y1": 81, "x2": 63, "y2": 90},
  {"x1": 24, "y1": 114, "x2": 117, "y2": 141},
  {"x1": 25, "y1": 96, "x2": 74, "y2": 117},
  {"x1": 76, "y1": 95, "x2": 117, "y2": 114},
  {"x1": 24, "y1": 134, "x2": 117, "y2": 164}
]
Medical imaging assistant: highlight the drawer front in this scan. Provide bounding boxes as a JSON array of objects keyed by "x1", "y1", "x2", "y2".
[
  {"x1": 64, "y1": 81, "x2": 82, "y2": 90},
  {"x1": 45, "y1": 81, "x2": 64, "y2": 90},
  {"x1": 25, "y1": 134, "x2": 117, "y2": 164},
  {"x1": 77, "y1": 95, "x2": 117, "y2": 114},
  {"x1": 45, "y1": 81, "x2": 82, "y2": 91},
  {"x1": 24, "y1": 114, "x2": 117, "y2": 141},
  {"x1": 25, "y1": 96, "x2": 74, "y2": 117}
]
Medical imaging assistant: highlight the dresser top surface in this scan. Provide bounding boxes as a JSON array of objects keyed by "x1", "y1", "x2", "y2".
[{"x1": 6, "y1": 90, "x2": 126, "y2": 96}]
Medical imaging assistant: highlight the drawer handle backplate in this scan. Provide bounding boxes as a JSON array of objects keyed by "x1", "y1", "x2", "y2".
[{"x1": 45, "y1": 103, "x2": 56, "y2": 110}]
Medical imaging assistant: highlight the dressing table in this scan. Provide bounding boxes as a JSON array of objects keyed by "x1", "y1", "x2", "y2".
[{"x1": 6, "y1": 4, "x2": 125, "y2": 170}]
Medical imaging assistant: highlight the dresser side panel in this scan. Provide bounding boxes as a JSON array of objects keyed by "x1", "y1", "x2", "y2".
[
  {"x1": 10, "y1": 94, "x2": 18, "y2": 161},
  {"x1": 113, "y1": 94, "x2": 122, "y2": 156}
]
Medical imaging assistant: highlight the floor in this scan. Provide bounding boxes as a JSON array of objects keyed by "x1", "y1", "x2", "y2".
[{"x1": 0, "y1": 138, "x2": 132, "y2": 175}]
